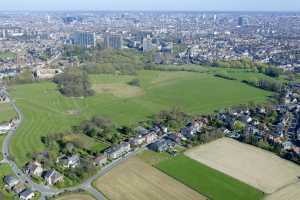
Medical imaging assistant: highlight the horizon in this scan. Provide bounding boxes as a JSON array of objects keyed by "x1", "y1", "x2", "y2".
[
  {"x1": 0, "y1": 10, "x2": 300, "y2": 14},
  {"x1": 1, "y1": 0, "x2": 300, "y2": 12}
]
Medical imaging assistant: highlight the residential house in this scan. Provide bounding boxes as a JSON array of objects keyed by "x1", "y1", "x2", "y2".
[
  {"x1": 148, "y1": 139, "x2": 172, "y2": 152},
  {"x1": 105, "y1": 142, "x2": 131, "y2": 160},
  {"x1": 129, "y1": 135, "x2": 146, "y2": 147},
  {"x1": 19, "y1": 189, "x2": 35, "y2": 200},
  {"x1": 283, "y1": 141, "x2": 293, "y2": 151},
  {"x1": 94, "y1": 154, "x2": 107, "y2": 166},
  {"x1": 164, "y1": 133, "x2": 181, "y2": 143},
  {"x1": 57, "y1": 155, "x2": 80, "y2": 168},
  {"x1": 12, "y1": 182, "x2": 26, "y2": 194},
  {"x1": 241, "y1": 114, "x2": 252, "y2": 123},
  {"x1": 144, "y1": 132, "x2": 158, "y2": 144},
  {"x1": 3, "y1": 176, "x2": 19, "y2": 188},
  {"x1": 180, "y1": 121, "x2": 201, "y2": 139},
  {"x1": 44, "y1": 170, "x2": 64, "y2": 185},
  {"x1": 135, "y1": 126, "x2": 149, "y2": 136},
  {"x1": 25, "y1": 161, "x2": 43, "y2": 177}
]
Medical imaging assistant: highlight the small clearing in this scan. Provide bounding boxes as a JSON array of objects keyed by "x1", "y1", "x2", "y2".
[{"x1": 93, "y1": 83, "x2": 144, "y2": 98}]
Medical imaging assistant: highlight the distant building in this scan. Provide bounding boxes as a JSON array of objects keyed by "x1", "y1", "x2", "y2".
[
  {"x1": 143, "y1": 35, "x2": 154, "y2": 52},
  {"x1": 238, "y1": 16, "x2": 249, "y2": 26},
  {"x1": 33, "y1": 68, "x2": 62, "y2": 80},
  {"x1": 71, "y1": 32, "x2": 96, "y2": 48},
  {"x1": 104, "y1": 34, "x2": 123, "y2": 49}
]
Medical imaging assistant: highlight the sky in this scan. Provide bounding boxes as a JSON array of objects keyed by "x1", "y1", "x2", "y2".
[{"x1": 1, "y1": 0, "x2": 300, "y2": 11}]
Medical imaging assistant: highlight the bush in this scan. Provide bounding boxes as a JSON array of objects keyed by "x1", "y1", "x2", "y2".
[
  {"x1": 214, "y1": 73, "x2": 237, "y2": 80},
  {"x1": 128, "y1": 79, "x2": 140, "y2": 87}
]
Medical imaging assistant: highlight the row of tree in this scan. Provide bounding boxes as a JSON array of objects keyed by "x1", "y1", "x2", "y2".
[
  {"x1": 242, "y1": 78, "x2": 285, "y2": 92},
  {"x1": 212, "y1": 59, "x2": 283, "y2": 78}
]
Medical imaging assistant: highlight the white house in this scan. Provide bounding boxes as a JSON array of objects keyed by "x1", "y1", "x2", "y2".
[{"x1": 19, "y1": 189, "x2": 35, "y2": 200}]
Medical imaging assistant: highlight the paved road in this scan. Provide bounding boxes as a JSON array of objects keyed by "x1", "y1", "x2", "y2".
[{"x1": 0, "y1": 88, "x2": 147, "y2": 200}]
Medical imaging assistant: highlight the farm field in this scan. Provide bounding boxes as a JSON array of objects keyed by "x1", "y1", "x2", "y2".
[
  {"x1": 0, "y1": 103, "x2": 16, "y2": 124},
  {"x1": 185, "y1": 138, "x2": 300, "y2": 194},
  {"x1": 156, "y1": 154, "x2": 264, "y2": 200},
  {"x1": 8, "y1": 70, "x2": 272, "y2": 166},
  {"x1": 264, "y1": 182, "x2": 300, "y2": 200},
  {"x1": 55, "y1": 193, "x2": 95, "y2": 200},
  {"x1": 94, "y1": 157, "x2": 207, "y2": 200}
]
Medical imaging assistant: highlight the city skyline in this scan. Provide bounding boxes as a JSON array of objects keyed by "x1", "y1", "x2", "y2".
[{"x1": 1, "y1": 0, "x2": 300, "y2": 12}]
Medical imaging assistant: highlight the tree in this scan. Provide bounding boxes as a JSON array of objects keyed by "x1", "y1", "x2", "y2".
[
  {"x1": 233, "y1": 121, "x2": 246, "y2": 131},
  {"x1": 79, "y1": 116, "x2": 116, "y2": 143},
  {"x1": 53, "y1": 68, "x2": 94, "y2": 97},
  {"x1": 265, "y1": 67, "x2": 282, "y2": 78}
]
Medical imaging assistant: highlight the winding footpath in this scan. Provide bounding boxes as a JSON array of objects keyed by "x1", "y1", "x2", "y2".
[{"x1": 0, "y1": 88, "x2": 109, "y2": 200}]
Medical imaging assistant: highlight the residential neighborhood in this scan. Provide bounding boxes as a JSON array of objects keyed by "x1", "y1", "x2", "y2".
[{"x1": 3, "y1": 175, "x2": 35, "y2": 200}]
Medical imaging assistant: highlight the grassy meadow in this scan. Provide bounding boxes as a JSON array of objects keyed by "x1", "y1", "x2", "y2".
[
  {"x1": 8, "y1": 69, "x2": 272, "y2": 166},
  {"x1": 156, "y1": 155, "x2": 265, "y2": 200},
  {"x1": 0, "y1": 135, "x2": 6, "y2": 160},
  {"x1": 0, "y1": 103, "x2": 17, "y2": 124}
]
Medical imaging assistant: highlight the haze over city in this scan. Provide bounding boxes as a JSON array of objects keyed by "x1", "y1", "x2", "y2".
[{"x1": 1, "y1": 0, "x2": 300, "y2": 11}]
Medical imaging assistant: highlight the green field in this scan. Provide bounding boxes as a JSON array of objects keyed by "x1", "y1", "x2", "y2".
[
  {"x1": 63, "y1": 133, "x2": 109, "y2": 152},
  {"x1": 9, "y1": 70, "x2": 272, "y2": 166},
  {"x1": 0, "y1": 103, "x2": 16, "y2": 124},
  {"x1": 137, "y1": 150, "x2": 171, "y2": 165},
  {"x1": 156, "y1": 155, "x2": 264, "y2": 200},
  {"x1": 0, "y1": 51, "x2": 16, "y2": 61},
  {"x1": 0, "y1": 164, "x2": 15, "y2": 200}
]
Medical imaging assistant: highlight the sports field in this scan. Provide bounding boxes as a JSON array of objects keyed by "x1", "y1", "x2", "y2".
[
  {"x1": 185, "y1": 138, "x2": 300, "y2": 194},
  {"x1": 156, "y1": 154, "x2": 264, "y2": 200},
  {"x1": 8, "y1": 70, "x2": 272, "y2": 166},
  {"x1": 94, "y1": 157, "x2": 207, "y2": 200},
  {"x1": 55, "y1": 193, "x2": 95, "y2": 200},
  {"x1": 0, "y1": 103, "x2": 16, "y2": 124}
]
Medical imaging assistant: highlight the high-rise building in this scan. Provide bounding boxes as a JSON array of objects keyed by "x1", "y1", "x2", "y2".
[
  {"x1": 238, "y1": 17, "x2": 249, "y2": 26},
  {"x1": 104, "y1": 34, "x2": 123, "y2": 49},
  {"x1": 143, "y1": 35, "x2": 154, "y2": 52},
  {"x1": 71, "y1": 32, "x2": 96, "y2": 48}
]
